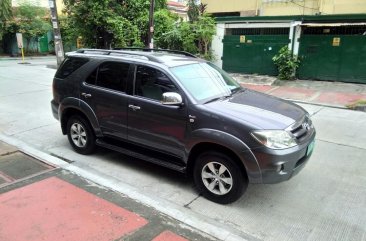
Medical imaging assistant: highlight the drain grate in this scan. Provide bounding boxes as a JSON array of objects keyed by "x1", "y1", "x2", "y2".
[{"x1": 49, "y1": 153, "x2": 74, "y2": 163}]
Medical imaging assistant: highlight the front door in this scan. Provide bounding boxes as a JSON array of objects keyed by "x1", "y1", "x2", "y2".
[
  {"x1": 80, "y1": 61, "x2": 131, "y2": 139},
  {"x1": 127, "y1": 65, "x2": 187, "y2": 159}
]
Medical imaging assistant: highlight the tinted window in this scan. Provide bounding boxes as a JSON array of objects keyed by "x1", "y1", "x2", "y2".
[
  {"x1": 86, "y1": 62, "x2": 130, "y2": 92},
  {"x1": 55, "y1": 57, "x2": 88, "y2": 79},
  {"x1": 135, "y1": 66, "x2": 178, "y2": 101},
  {"x1": 85, "y1": 69, "x2": 97, "y2": 85}
]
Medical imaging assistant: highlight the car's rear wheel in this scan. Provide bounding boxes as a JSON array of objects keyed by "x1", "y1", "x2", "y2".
[
  {"x1": 67, "y1": 115, "x2": 96, "y2": 154},
  {"x1": 193, "y1": 151, "x2": 247, "y2": 204}
]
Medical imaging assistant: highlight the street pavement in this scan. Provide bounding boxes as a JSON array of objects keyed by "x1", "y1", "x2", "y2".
[{"x1": 0, "y1": 57, "x2": 366, "y2": 241}]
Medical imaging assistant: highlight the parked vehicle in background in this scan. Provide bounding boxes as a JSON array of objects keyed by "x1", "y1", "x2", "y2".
[{"x1": 51, "y1": 48, "x2": 316, "y2": 204}]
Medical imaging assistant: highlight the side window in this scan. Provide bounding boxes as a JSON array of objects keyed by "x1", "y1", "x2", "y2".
[
  {"x1": 85, "y1": 69, "x2": 97, "y2": 85},
  {"x1": 135, "y1": 66, "x2": 178, "y2": 101},
  {"x1": 55, "y1": 57, "x2": 89, "y2": 79},
  {"x1": 86, "y1": 62, "x2": 130, "y2": 92}
]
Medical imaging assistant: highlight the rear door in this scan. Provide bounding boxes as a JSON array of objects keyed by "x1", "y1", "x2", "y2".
[
  {"x1": 127, "y1": 65, "x2": 188, "y2": 159},
  {"x1": 80, "y1": 61, "x2": 132, "y2": 140}
]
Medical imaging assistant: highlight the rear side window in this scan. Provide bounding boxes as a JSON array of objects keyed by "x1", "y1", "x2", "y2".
[
  {"x1": 86, "y1": 61, "x2": 130, "y2": 92},
  {"x1": 55, "y1": 57, "x2": 89, "y2": 79}
]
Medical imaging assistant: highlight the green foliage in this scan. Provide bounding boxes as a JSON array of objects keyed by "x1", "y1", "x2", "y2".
[
  {"x1": 0, "y1": 0, "x2": 12, "y2": 20},
  {"x1": 153, "y1": 9, "x2": 178, "y2": 49},
  {"x1": 155, "y1": 15, "x2": 216, "y2": 60},
  {"x1": 187, "y1": 0, "x2": 199, "y2": 22},
  {"x1": 5, "y1": 1, "x2": 51, "y2": 52},
  {"x1": 61, "y1": 0, "x2": 216, "y2": 60},
  {"x1": 194, "y1": 15, "x2": 215, "y2": 58},
  {"x1": 0, "y1": 0, "x2": 12, "y2": 40},
  {"x1": 106, "y1": 16, "x2": 143, "y2": 47},
  {"x1": 346, "y1": 99, "x2": 366, "y2": 110},
  {"x1": 62, "y1": 0, "x2": 167, "y2": 48},
  {"x1": 272, "y1": 46, "x2": 300, "y2": 80}
]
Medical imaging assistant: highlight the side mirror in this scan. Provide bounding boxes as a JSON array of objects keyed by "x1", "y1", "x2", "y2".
[{"x1": 161, "y1": 92, "x2": 183, "y2": 106}]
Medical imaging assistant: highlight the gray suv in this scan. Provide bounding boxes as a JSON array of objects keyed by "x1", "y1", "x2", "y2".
[{"x1": 51, "y1": 48, "x2": 316, "y2": 204}]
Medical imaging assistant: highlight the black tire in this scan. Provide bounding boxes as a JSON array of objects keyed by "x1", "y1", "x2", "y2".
[
  {"x1": 66, "y1": 115, "x2": 96, "y2": 155},
  {"x1": 193, "y1": 151, "x2": 247, "y2": 204}
]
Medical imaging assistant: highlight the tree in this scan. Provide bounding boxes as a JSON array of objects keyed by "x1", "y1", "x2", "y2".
[
  {"x1": 194, "y1": 15, "x2": 216, "y2": 58},
  {"x1": 5, "y1": 2, "x2": 51, "y2": 53},
  {"x1": 62, "y1": 0, "x2": 167, "y2": 49},
  {"x1": 0, "y1": 0, "x2": 12, "y2": 41},
  {"x1": 187, "y1": 0, "x2": 199, "y2": 22},
  {"x1": 58, "y1": 16, "x2": 79, "y2": 50},
  {"x1": 153, "y1": 9, "x2": 179, "y2": 49},
  {"x1": 198, "y1": 3, "x2": 207, "y2": 15}
]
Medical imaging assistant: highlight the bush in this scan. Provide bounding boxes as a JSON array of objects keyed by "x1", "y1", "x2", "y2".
[{"x1": 272, "y1": 46, "x2": 300, "y2": 80}]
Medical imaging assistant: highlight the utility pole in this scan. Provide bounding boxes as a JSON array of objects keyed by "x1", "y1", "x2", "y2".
[
  {"x1": 48, "y1": 0, "x2": 65, "y2": 67},
  {"x1": 148, "y1": 0, "x2": 155, "y2": 49}
]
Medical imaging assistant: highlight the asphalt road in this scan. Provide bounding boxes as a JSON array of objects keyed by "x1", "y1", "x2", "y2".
[{"x1": 1, "y1": 58, "x2": 365, "y2": 241}]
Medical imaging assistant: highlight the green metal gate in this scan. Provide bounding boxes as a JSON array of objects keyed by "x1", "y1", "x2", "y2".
[
  {"x1": 298, "y1": 26, "x2": 366, "y2": 83},
  {"x1": 222, "y1": 29, "x2": 290, "y2": 75},
  {"x1": 39, "y1": 35, "x2": 49, "y2": 53}
]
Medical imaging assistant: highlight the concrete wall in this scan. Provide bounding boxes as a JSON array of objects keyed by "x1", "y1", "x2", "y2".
[
  {"x1": 320, "y1": 0, "x2": 366, "y2": 14},
  {"x1": 202, "y1": 0, "x2": 366, "y2": 15},
  {"x1": 260, "y1": 0, "x2": 319, "y2": 16},
  {"x1": 202, "y1": 0, "x2": 258, "y2": 15}
]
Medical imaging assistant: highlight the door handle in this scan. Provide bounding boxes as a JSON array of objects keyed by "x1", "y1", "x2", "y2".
[
  {"x1": 81, "y1": 93, "x2": 92, "y2": 98},
  {"x1": 128, "y1": 104, "x2": 141, "y2": 111}
]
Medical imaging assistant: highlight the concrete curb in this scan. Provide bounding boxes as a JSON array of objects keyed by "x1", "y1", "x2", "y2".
[
  {"x1": 285, "y1": 98, "x2": 348, "y2": 110},
  {"x1": 0, "y1": 133, "x2": 258, "y2": 241},
  {"x1": 0, "y1": 56, "x2": 56, "y2": 61}
]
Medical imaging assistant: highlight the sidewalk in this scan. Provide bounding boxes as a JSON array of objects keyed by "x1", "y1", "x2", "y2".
[
  {"x1": 0, "y1": 140, "x2": 217, "y2": 241},
  {"x1": 0, "y1": 55, "x2": 56, "y2": 61},
  {"x1": 232, "y1": 74, "x2": 366, "y2": 109}
]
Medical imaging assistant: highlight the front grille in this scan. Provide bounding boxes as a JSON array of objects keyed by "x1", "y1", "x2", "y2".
[{"x1": 288, "y1": 116, "x2": 313, "y2": 142}]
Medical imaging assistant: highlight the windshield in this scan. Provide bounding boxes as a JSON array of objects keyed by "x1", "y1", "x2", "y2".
[{"x1": 170, "y1": 62, "x2": 241, "y2": 103}]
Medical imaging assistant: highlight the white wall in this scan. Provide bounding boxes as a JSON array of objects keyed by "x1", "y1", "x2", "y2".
[{"x1": 212, "y1": 23, "x2": 225, "y2": 67}]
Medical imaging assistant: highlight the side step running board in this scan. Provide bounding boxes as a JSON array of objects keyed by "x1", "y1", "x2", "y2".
[{"x1": 96, "y1": 139, "x2": 186, "y2": 173}]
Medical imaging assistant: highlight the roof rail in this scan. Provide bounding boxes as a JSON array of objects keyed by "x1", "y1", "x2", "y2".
[
  {"x1": 114, "y1": 47, "x2": 197, "y2": 58},
  {"x1": 75, "y1": 49, "x2": 162, "y2": 63}
]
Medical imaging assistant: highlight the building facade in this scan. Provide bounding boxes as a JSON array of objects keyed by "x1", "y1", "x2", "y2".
[
  {"x1": 202, "y1": 0, "x2": 366, "y2": 17},
  {"x1": 205, "y1": 0, "x2": 366, "y2": 83}
]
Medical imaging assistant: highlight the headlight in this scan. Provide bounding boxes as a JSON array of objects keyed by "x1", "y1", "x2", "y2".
[{"x1": 251, "y1": 130, "x2": 297, "y2": 149}]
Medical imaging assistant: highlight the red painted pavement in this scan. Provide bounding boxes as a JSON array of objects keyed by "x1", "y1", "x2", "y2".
[
  {"x1": 269, "y1": 87, "x2": 316, "y2": 101},
  {"x1": 242, "y1": 84, "x2": 276, "y2": 93},
  {"x1": 0, "y1": 177, "x2": 148, "y2": 241},
  {"x1": 152, "y1": 230, "x2": 189, "y2": 241},
  {"x1": 315, "y1": 92, "x2": 366, "y2": 106}
]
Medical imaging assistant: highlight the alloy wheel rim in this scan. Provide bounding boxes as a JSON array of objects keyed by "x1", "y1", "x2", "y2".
[
  {"x1": 201, "y1": 161, "x2": 233, "y2": 195},
  {"x1": 70, "y1": 123, "x2": 87, "y2": 148}
]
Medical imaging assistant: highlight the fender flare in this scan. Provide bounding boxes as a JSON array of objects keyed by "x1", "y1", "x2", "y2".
[
  {"x1": 187, "y1": 128, "x2": 262, "y2": 183},
  {"x1": 59, "y1": 97, "x2": 102, "y2": 137}
]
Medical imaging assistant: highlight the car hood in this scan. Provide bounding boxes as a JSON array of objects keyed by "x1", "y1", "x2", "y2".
[{"x1": 205, "y1": 89, "x2": 306, "y2": 130}]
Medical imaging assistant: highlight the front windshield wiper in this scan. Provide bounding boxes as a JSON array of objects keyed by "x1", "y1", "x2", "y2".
[
  {"x1": 204, "y1": 94, "x2": 231, "y2": 104},
  {"x1": 231, "y1": 87, "x2": 245, "y2": 94}
]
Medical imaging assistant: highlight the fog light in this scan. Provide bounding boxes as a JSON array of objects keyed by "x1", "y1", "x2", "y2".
[{"x1": 276, "y1": 164, "x2": 284, "y2": 172}]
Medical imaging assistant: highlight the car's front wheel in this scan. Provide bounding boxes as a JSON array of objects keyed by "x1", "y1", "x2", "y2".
[
  {"x1": 66, "y1": 115, "x2": 96, "y2": 155},
  {"x1": 193, "y1": 151, "x2": 247, "y2": 204}
]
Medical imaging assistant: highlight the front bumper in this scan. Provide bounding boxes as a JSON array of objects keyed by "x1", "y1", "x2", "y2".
[
  {"x1": 252, "y1": 131, "x2": 316, "y2": 184},
  {"x1": 51, "y1": 100, "x2": 59, "y2": 120}
]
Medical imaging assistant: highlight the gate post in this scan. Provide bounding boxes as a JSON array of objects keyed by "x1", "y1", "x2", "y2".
[
  {"x1": 212, "y1": 23, "x2": 225, "y2": 68},
  {"x1": 289, "y1": 21, "x2": 302, "y2": 56}
]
